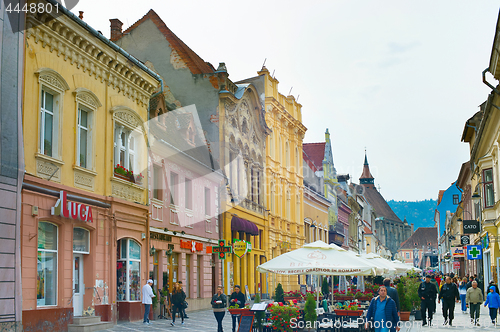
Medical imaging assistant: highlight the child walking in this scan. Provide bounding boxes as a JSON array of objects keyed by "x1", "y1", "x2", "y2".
[{"x1": 484, "y1": 286, "x2": 500, "y2": 325}]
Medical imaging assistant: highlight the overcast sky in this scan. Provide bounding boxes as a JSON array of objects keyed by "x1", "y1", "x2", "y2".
[{"x1": 72, "y1": 1, "x2": 499, "y2": 201}]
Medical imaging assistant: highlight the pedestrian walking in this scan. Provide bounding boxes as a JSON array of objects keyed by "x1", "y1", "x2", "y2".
[
  {"x1": 418, "y1": 275, "x2": 438, "y2": 326},
  {"x1": 459, "y1": 277, "x2": 468, "y2": 313},
  {"x1": 383, "y1": 278, "x2": 400, "y2": 313},
  {"x1": 142, "y1": 279, "x2": 155, "y2": 325},
  {"x1": 438, "y1": 276, "x2": 459, "y2": 326},
  {"x1": 488, "y1": 280, "x2": 500, "y2": 294},
  {"x1": 170, "y1": 282, "x2": 186, "y2": 326},
  {"x1": 365, "y1": 285, "x2": 400, "y2": 332},
  {"x1": 229, "y1": 285, "x2": 246, "y2": 332},
  {"x1": 211, "y1": 285, "x2": 227, "y2": 332},
  {"x1": 466, "y1": 280, "x2": 484, "y2": 326},
  {"x1": 484, "y1": 286, "x2": 500, "y2": 325},
  {"x1": 178, "y1": 281, "x2": 189, "y2": 318}
]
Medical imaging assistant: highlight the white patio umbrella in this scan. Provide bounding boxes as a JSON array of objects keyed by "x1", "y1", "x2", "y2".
[
  {"x1": 391, "y1": 260, "x2": 414, "y2": 274},
  {"x1": 360, "y1": 253, "x2": 398, "y2": 276},
  {"x1": 256, "y1": 241, "x2": 378, "y2": 307}
]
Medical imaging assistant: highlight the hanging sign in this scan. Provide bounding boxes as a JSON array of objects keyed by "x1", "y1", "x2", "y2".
[
  {"x1": 466, "y1": 245, "x2": 483, "y2": 260},
  {"x1": 463, "y1": 220, "x2": 480, "y2": 234},
  {"x1": 460, "y1": 235, "x2": 470, "y2": 245},
  {"x1": 212, "y1": 240, "x2": 232, "y2": 259},
  {"x1": 233, "y1": 239, "x2": 248, "y2": 258},
  {"x1": 451, "y1": 246, "x2": 465, "y2": 257},
  {"x1": 453, "y1": 261, "x2": 461, "y2": 269},
  {"x1": 51, "y1": 190, "x2": 93, "y2": 222}
]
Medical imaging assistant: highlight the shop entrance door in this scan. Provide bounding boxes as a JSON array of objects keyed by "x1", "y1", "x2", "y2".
[{"x1": 73, "y1": 254, "x2": 84, "y2": 316}]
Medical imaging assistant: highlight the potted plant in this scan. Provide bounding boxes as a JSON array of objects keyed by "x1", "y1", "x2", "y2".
[
  {"x1": 135, "y1": 173, "x2": 144, "y2": 185},
  {"x1": 274, "y1": 283, "x2": 284, "y2": 303},
  {"x1": 303, "y1": 293, "x2": 317, "y2": 331},
  {"x1": 114, "y1": 164, "x2": 135, "y2": 183},
  {"x1": 268, "y1": 303, "x2": 300, "y2": 332},
  {"x1": 397, "y1": 280, "x2": 411, "y2": 321},
  {"x1": 284, "y1": 290, "x2": 303, "y2": 302}
]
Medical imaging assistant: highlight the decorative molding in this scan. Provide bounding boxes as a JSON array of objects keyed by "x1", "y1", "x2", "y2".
[
  {"x1": 74, "y1": 87, "x2": 102, "y2": 108},
  {"x1": 74, "y1": 168, "x2": 95, "y2": 191},
  {"x1": 111, "y1": 178, "x2": 144, "y2": 202},
  {"x1": 35, "y1": 153, "x2": 64, "y2": 182},
  {"x1": 35, "y1": 68, "x2": 70, "y2": 91}
]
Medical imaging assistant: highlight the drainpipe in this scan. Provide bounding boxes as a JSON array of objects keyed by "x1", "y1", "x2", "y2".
[
  {"x1": 482, "y1": 68, "x2": 500, "y2": 95},
  {"x1": 45, "y1": 0, "x2": 164, "y2": 96}
]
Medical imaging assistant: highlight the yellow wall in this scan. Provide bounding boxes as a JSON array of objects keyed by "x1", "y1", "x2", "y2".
[{"x1": 24, "y1": 12, "x2": 158, "y2": 203}]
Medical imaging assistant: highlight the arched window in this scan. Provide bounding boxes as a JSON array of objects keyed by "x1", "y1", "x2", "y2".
[
  {"x1": 286, "y1": 189, "x2": 291, "y2": 220},
  {"x1": 117, "y1": 238, "x2": 141, "y2": 301},
  {"x1": 37, "y1": 221, "x2": 58, "y2": 306},
  {"x1": 270, "y1": 182, "x2": 275, "y2": 213}
]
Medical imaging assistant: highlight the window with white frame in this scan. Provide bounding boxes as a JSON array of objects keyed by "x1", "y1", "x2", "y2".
[
  {"x1": 116, "y1": 238, "x2": 141, "y2": 301},
  {"x1": 77, "y1": 106, "x2": 91, "y2": 169},
  {"x1": 484, "y1": 168, "x2": 495, "y2": 208},
  {"x1": 40, "y1": 88, "x2": 59, "y2": 158},
  {"x1": 205, "y1": 187, "x2": 211, "y2": 216},
  {"x1": 114, "y1": 123, "x2": 142, "y2": 176},
  {"x1": 153, "y1": 165, "x2": 163, "y2": 200},
  {"x1": 73, "y1": 227, "x2": 89, "y2": 254},
  {"x1": 406, "y1": 252, "x2": 410, "y2": 259},
  {"x1": 170, "y1": 172, "x2": 178, "y2": 205},
  {"x1": 37, "y1": 222, "x2": 58, "y2": 306}
]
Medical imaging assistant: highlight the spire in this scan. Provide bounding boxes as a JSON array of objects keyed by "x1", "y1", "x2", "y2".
[{"x1": 360, "y1": 150, "x2": 374, "y2": 187}]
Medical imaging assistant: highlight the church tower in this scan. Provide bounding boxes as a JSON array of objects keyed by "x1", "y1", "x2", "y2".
[{"x1": 359, "y1": 151, "x2": 375, "y2": 189}]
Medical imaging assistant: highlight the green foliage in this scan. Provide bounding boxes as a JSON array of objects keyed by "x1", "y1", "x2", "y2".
[
  {"x1": 152, "y1": 288, "x2": 158, "y2": 310},
  {"x1": 274, "y1": 283, "x2": 284, "y2": 303},
  {"x1": 387, "y1": 199, "x2": 437, "y2": 229},
  {"x1": 397, "y1": 275, "x2": 421, "y2": 311},
  {"x1": 254, "y1": 293, "x2": 264, "y2": 330},
  {"x1": 304, "y1": 293, "x2": 317, "y2": 325},
  {"x1": 322, "y1": 277, "x2": 329, "y2": 296},
  {"x1": 397, "y1": 282, "x2": 409, "y2": 311}
]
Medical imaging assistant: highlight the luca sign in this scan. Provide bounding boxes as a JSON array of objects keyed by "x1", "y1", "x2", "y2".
[
  {"x1": 51, "y1": 191, "x2": 93, "y2": 222},
  {"x1": 463, "y1": 220, "x2": 480, "y2": 234}
]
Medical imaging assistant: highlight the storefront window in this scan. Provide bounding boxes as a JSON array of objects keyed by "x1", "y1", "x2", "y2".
[
  {"x1": 73, "y1": 227, "x2": 89, "y2": 253},
  {"x1": 117, "y1": 238, "x2": 141, "y2": 301},
  {"x1": 37, "y1": 222, "x2": 58, "y2": 306}
]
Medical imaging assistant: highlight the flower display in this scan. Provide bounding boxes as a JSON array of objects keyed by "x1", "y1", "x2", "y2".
[{"x1": 268, "y1": 303, "x2": 300, "y2": 332}]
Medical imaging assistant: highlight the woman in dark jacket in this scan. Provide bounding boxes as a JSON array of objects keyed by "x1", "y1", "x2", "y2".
[
  {"x1": 170, "y1": 282, "x2": 186, "y2": 326},
  {"x1": 365, "y1": 285, "x2": 400, "y2": 332},
  {"x1": 211, "y1": 286, "x2": 227, "y2": 332}
]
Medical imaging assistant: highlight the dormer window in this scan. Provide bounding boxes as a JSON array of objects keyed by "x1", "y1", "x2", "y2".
[{"x1": 188, "y1": 126, "x2": 195, "y2": 144}]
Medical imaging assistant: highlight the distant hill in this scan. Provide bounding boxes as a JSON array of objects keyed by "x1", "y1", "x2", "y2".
[{"x1": 387, "y1": 199, "x2": 437, "y2": 230}]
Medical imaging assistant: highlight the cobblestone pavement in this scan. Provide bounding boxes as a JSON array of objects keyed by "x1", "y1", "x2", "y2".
[{"x1": 101, "y1": 309, "x2": 232, "y2": 331}]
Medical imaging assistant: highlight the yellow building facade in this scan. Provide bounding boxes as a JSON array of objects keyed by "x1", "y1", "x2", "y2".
[
  {"x1": 260, "y1": 67, "x2": 307, "y2": 293},
  {"x1": 21, "y1": 4, "x2": 160, "y2": 327}
]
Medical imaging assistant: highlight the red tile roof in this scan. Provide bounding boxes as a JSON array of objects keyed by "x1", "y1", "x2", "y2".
[
  {"x1": 303, "y1": 142, "x2": 325, "y2": 172},
  {"x1": 399, "y1": 227, "x2": 437, "y2": 250},
  {"x1": 363, "y1": 186, "x2": 402, "y2": 223},
  {"x1": 118, "y1": 10, "x2": 214, "y2": 75}
]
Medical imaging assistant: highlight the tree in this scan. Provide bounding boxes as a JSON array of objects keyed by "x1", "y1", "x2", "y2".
[
  {"x1": 274, "y1": 283, "x2": 284, "y2": 303},
  {"x1": 322, "y1": 277, "x2": 329, "y2": 297},
  {"x1": 304, "y1": 293, "x2": 317, "y2": 330}
]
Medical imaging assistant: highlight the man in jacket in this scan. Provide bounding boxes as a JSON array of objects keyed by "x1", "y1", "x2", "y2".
[
  {"x1": 229, "y1": 285, "x2": 246, "y2": 332},
  {"x1": 178, "y1": 281, "x2": 189, "y2": 318},
  {"x1": 438, "y1": 276, "x2": 459, "y2": 326},
  {"x1": 141, "y1": 279, "x2": 155, "y2": 325},
  {"x1": 418, "y1": 275, "x2": 438, "y2": 326},
  {"x1": 365, "y1": 286, "x2": 400, "y2": 332},
  {"x1": 383, "y1": 278, "x2": 400, "y2": 314},
  {"x1": 466, "y1": 281, "x2": 484, "y2": 326},
  {"x1": 211, "y1": 286, "x2": 227, "y2": 332}
]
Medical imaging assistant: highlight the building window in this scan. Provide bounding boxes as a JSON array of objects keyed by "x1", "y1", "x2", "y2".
[
  {"x1": 117, "y1": 238, "x2": 141, "y2": 301},
  {"x1": 37, "y1": 222, "x2": 58, "y2": 306},
  {"x1": 40, "y1": 89, "x2": 59, "y2": 157},
  {"x1": 185, "y1": 178, "x2": 192, "y2": 210},
  {"x1": 406, "y1": 252, "x2": 410, "y2": 259},
  {"x1": 270, "y1": 182, "x2": 275, "y2": 213},
  {"x1": 73, "y1": 227, "x2": 89, "y2": 254},
  {"x1": 285, "y1": 142, "x2": 290, "y2": 168},
  {"x1": 197, "y1": 255, "x2": 202, "y2": 298},
  {"x1": 484, "y1": 168, "x2": 495, "y2": 208},
  {"x1": 205, "y1": 187, "x2": 211, "y2": 216},
  {"x1": 286, "y1": 190, "x2": 291, "y2": 220},
  {"x1": 296, "y1": 194, "x2": 301, "y2": 220},
  {"x1": 170, "y1": 172, "x2": 178, "y2": 205},
  {"x1": 114, "y1": 124, "x2": 141, "y2": 175},
  {"x1": 153, "y1": 165, "x2": 163, "y2": 200},
  {"x1": 77, "y1": 107, "x2": 91, "y2": 168},
  {"x1": 452, "y1": 194, "x2": 459, "y2": 205}
]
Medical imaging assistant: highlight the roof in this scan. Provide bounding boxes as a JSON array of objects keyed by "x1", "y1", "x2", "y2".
[
  {"x1": 118, "y1": 10, "x2": 214, "y2": 75},
  {"x1": 437, "y1": 190, "x2": 445, "y2": 205},
  {"x1": 363, "y1": 186, "x2": 402, "y2": 223},
  {"x1": 360, "y1": 152, "x2": 374, "y2": 181},
  {"x1": 364, "y1": 226, "x2": 372, "y2": 235},
  {"x1": 303, "y1": 142, "x2": 325, "y2": 172},
  {"x1": 399, "y1": 227, "x2": 438, "y2": 250}
]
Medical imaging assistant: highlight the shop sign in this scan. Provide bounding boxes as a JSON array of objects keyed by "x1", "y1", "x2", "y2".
[
  {"x1": 460, "y1": 235, "x2": 470, "y2": 245},
  {"x1": 463, "y1": 220, "x2": 480, "y2": 234},
  {"x1": 212, "y1": 240, "x2": 232, "y2": 259},
  {"x1": 150, "y1": 232, "x2": 172, "y2": 242},
  {"x1": 280, "y1": 241, "x2": 292, "y2": 250},
  {"x1": 233, "y1": 239, "x2": 248, "y2": 258},
  {"x1": 51, "y1": 190, "x2": 93, "y2": 222},
  {"x1": 453, "y1": 261, "x2": 460, "y2": 269},
  {"x1": 466, "y1": 245, "x2": 482, "y2": 260},
  {"x1": 451, "y1": 246, "x2": 465, "y2": 257},
  {"x1": 482, "y1": 234, "x2": 490, "y2": 250},
  {"x1": 180, "y1": 239, "x2": 203, "y2": 252}
]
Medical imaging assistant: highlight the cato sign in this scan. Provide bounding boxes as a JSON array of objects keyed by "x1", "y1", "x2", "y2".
[{"x1": 51, "y1": 190, "x2": 93, "y2": 222}]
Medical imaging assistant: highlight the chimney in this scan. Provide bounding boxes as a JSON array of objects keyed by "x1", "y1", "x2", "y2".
[
  {"x1": 110, "y1": 19, "x2": 123, "y2": 42},
  {"x1": 411, "y1": 223, "x2": 414, "y2": 234},
  {"x1": 78, "y1": 11, "x2": 84, "y2": 20}
]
